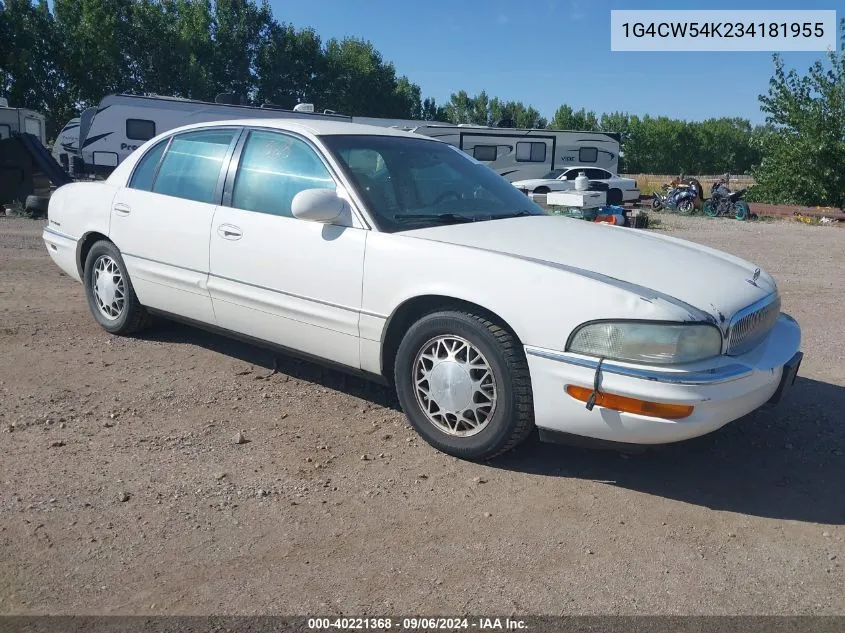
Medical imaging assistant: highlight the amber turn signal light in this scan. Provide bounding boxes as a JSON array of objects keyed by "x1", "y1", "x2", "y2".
[{"x1": 565, "y1": 385, "x2": 694, "y2": 420}]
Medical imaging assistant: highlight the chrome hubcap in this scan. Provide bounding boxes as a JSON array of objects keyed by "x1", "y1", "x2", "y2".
[
  {"x1": 92, "y1": 255, "x2": 125, "y2": 320},
  {"x1": 413, "y1": 335, "x2": 497, "y2": 437}
]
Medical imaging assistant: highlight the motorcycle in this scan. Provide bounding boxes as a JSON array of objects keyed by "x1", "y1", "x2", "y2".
[
  {"x1": 703, "y1": 186, "x2": 750, "y2": 220},
  {"x1": 651, "y1": 181, "x2": 700, "y2": 215}
]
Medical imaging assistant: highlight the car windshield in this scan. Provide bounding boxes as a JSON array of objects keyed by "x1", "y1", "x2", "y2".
[
  {"x1": 321, "y1": 134, "x2": 546, "y2": 232},
  {"x1": 541, "y1": 169, "x2": 565, "y2": 179}
]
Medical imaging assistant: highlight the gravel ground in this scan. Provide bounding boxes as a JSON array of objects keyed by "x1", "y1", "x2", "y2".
[{"x1": 0, "y1": 214, "x2": 843, "y2": 615}]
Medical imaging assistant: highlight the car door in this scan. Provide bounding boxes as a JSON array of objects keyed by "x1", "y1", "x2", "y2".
[
  {"x1": 109, "y1": 128, "x2": 239, "y2": 324},
  {"x1": 207, "y1": 129, "x2": 366, "y2": 370}
]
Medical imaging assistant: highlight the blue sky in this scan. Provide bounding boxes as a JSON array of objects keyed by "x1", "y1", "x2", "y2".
[{"x1": 268, "y1": 0, "x2": 840, "y2": 123}]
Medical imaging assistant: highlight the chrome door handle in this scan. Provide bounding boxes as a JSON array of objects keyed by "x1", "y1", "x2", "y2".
[
  {"x1": 113, "y1": 203, "x2": 131, "y2": 215},
  {"x1": 217, "y1": 224, "x2": 243, "y2": 240}
]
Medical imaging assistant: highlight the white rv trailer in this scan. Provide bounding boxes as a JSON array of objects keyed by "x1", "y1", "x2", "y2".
[
  {"x1": 52, "y1": 117, "x2": 80, "y2": 168},
  {"x1": 72, "y1": 94, "x2": 620, "y2": 182},
  {"x1": 0, "y1": 99, "x2": 47, "y2": 145},
  {"x1": 406, "y1": 125, "x2": 621, "y2": 181},
  {"x1": 76, "y1": 94, "x2": 353, "y2": 174}
]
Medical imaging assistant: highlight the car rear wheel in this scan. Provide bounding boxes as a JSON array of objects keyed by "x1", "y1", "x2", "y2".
[
  {"x1": 83, "y1": 240, "x2": 151, "y2": 335},
  {"x1": 394, "y1": 310, "x2": 534, "y2": 460},
  {"x1": 533, "y1": 186, "x2": 550, "y2": 195}
]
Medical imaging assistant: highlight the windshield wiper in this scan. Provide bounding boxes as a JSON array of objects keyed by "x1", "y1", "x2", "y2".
[
  {"x1": 394, "y1": 213, "x2": 478, "y2": 224},
  {"x1": 486, "y1": 210, "x2": 538, "y2": 221}
]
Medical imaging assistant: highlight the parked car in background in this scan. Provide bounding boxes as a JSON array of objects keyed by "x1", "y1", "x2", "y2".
[
  {"x1": 512, "y1": 166, "x2": 640, "y2": 204},
  {"x1": 42, "y1": 120, "x2": 802, "y2": 460}
]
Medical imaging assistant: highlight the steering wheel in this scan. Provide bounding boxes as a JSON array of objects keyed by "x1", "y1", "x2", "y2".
[{"x1": 432, "y1": 190, "x2": 461, "y2": 206}]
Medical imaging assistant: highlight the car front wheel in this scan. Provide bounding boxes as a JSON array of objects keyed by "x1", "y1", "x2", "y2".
[
  {"x1": 83, "y1": 240, "x2": 151, "y2": 335},
  {"x1": 394, "y1": 310, "x2": 534, "y2": 460}
]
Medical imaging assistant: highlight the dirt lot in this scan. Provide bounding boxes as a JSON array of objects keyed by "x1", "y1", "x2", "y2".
[{"x1": 1, "y1": 214, "x2": 843, "y2": 615}]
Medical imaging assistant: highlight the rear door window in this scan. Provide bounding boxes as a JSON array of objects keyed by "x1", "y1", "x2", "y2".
[
  {"x1": 152, "y1": 129, "x2": 236, "y2": 203},
  {"x1": 128, "y1": 139, "x2": 168, "y2": 191}
]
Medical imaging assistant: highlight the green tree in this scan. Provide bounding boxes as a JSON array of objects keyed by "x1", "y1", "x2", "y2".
[
  {"x1": 443, "y1": 90, "x2": 475, "y2": 124},
  {"x1": 172, "y1": 0, "x2": 215, "y2": 100},
  {"x1": 208, "y1": 0, "x2": 272, "y2": 100},
  {"x1": 0, "y1": 0, "x2": 74, "y2": 138},
  {"x1": 319, "y1": 36, "x2": 419, "y2": 117},
  {"x1": 488, "y1": 96, "x2": 544, "y2": 128},
  {"x1": 53, "y1": 0, "x2": 136, "y2": 104},
  {"x1": 392, "y1": 75, "x2": 422, "y2": 119},
  {"x1": 751, "y1": 52, "x2": 845, "y2": 207},
  {"x1": 549, "y1": 104, "x2": 598, "y2": 130},
  {"x1": 126, "y1": 0, "x2": 187, "y2": 96},
  {"x1": 255, "y1": 23, "x2": 323, "y2": 108},
  {"x1": 421, "y1": 97, "x2": 445, "y2": 121}
]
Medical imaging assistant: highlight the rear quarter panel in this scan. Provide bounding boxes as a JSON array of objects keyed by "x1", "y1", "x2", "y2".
[{"x1": 47, "y1": 182, "x2": 120, "y2": 274}]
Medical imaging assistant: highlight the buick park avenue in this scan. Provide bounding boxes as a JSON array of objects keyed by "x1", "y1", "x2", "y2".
[{"x1": 43, "y1": 120, "x2": 802, "y2": 459}]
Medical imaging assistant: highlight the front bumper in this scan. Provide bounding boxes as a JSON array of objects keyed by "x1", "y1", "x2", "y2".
[{"x1": 525, "y1": 314, "x2": 801, "y2": 445}]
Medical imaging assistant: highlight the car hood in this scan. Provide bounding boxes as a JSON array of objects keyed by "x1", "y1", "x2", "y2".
[{"x1": 403, "y1": 215, "x2": 775, "y2": 325}]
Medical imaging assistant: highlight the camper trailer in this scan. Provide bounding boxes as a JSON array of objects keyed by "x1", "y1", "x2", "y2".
[
  {"x1": 0, "y1": 99, "x2": 47, "y2": 145},
  {"x1": 52, "y1": 117, "x2": 81, "y2": 173},
  {"x1": 0, "y1": 99, "x2": 71, "y2": 213},
  {"x1": 70, "y1": 94, "x2": 620, "y2": 182},
  {"x1": 406, "y1": 125, "x2": 621, "y2": 181},
  {"x1": 75, "y1": 94, "x2": 353, "y2": 175}
]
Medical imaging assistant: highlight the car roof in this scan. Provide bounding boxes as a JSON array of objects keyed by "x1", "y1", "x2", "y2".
[{"x1": 163, "y1": 118, "x2": 431, "y2": 140}]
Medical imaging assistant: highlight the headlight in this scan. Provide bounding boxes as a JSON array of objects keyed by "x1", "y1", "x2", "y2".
[{"x1": 567, "y1": 321, "x2": 723, "y2": 365}]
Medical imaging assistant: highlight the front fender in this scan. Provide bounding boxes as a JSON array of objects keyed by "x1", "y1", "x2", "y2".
[{"x1": 361, "y1": 232, "x2": 695, "y2": 353}]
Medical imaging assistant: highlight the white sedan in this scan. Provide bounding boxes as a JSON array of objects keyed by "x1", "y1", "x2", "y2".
[
  {"x1": 512, "y1": 167, "x2": 640, "y2": 204},
  {"x1": 42, "y1": 119, "x2": 802, "y2": 460}
]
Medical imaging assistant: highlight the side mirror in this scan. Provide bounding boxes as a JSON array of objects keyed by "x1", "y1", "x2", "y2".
[{"x1": 291, "y1": 188, "x2": 347, "y2": 224}]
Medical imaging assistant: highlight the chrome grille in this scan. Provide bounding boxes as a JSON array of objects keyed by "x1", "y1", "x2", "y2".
[{"x1": 727, "y1": 295, "x2": 781, "y2": 355}]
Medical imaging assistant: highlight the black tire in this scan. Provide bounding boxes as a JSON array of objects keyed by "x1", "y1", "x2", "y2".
[
  {"x1": 24, "y1": 195, "x2": 49, "y2": 218},
  {"x1": 533, "y1": 186, "x2": 550, "y2": 195},
  {"x1": 83, "y1": 240, "x2": 151, "y2": 335},
  {"x1": 678, "y1": 198, "x2": 694, "y2": 215},
  {"x1": 394, "y1": 310, "x2": 534, "y2": 460}
]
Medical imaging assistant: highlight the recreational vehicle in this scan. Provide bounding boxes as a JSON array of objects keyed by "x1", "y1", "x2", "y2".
[
  {"x1": 69, "y1": 94, "x2": 620, "y2": 182},
  {"x1": 52, "y1": 117, "x2": 80, "y2": 171},
  {"x1": 407, "y1": 125, "x2": 621, "y2": 181},
  {"x1": 75, "y1": 94, "x2": 352, "y2": 174},
  {"x1": 0, "y1": 99, "x2": 47, "y2": 145}
]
